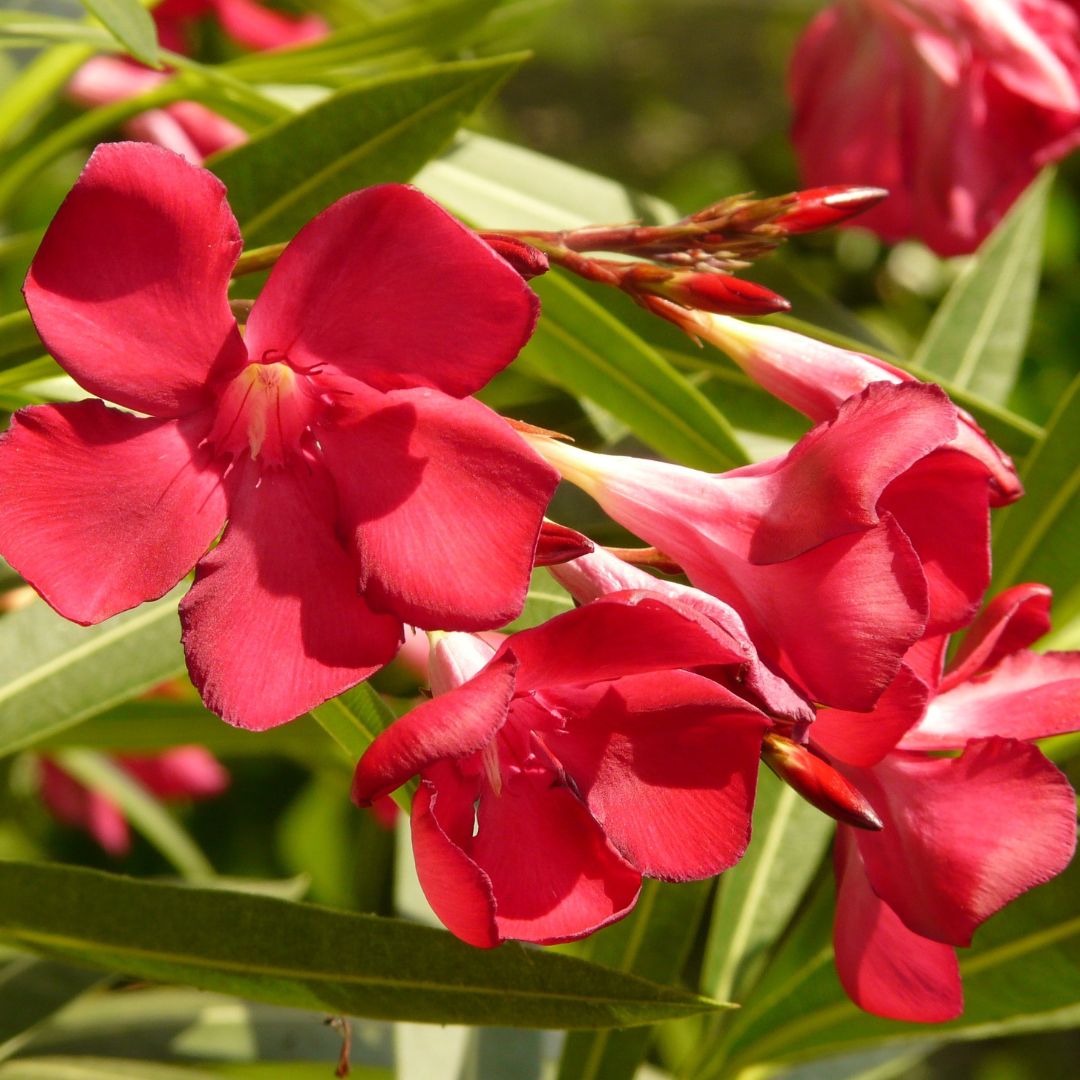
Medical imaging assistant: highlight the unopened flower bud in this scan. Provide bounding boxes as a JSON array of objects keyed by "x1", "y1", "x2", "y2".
[
  {"x1": 762, "y1": 732, "x2": 883, "y2": 830},
  {"x1": 628, "y1": 265, "x2": 790, "y2": 316},
  {"x1": 534, "y1": 520, "x2": 594, "y2": 566},
  {"x1": 480, "y1": 233, "x2": 549, "y2": 279},
  {"x1": 776, "y1": 186, "x2": 889, "y2": 234}
]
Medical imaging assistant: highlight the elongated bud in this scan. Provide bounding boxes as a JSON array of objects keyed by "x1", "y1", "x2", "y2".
[
  {"x1": 776, "y1": 186, "x2": 889, "y2": 234},
  {"x1": 535, "y1": 520, "x2": 594, "y2": 566},
  {"x1": 480, "y1": 233, "x2": 549, "y2": 279},
  {"x1": 637, "y1": 267, "x2": 790, "y2": 316},
  {"x1": 762, "y1": 732, "x2": 882, "y2": 830}
]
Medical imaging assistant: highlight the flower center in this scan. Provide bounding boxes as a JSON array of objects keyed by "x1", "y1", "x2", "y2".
[{"x1": 208, "y1": 359, "x2": 321, "y2": 466}]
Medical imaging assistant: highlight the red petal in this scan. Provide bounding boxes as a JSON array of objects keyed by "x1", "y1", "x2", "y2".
[
  {"x1": 24, "y1": 142, "x2": 245, "y2": 417},
  {"x1": 944, "y1": 583, "x2": 1053, "y2": 688},
  {"x1": 180, "y1": 461, "x2": 400, "y2": 730},
  {"x1": 833, "y1": 828, "x2": 962, "y2": 1023},
  {"x1": 244, "y1": 185, "x2": 538, "y2": 397},
  {"x1": 213, "y1": 0, "x2": 327, "y2": 49},
  {"x1": 903, "y1": 650, "x2": 1080, "y2": 749},
  {"x1": 0, "y1": 401, "x2": 226, "y2": 624},
  {"x1": 546, "y1": 670, "x2": 767, "y2": 879},
  {"x1": 351, "y1": 650, "x2": 517, "y2": 805},
  {"x1": 472, "y1": 775, "x2": 641, "y2": 944},
  {"x1": 412, "y1": 779, "x2": 499, "y2": 948},
  {"x1": 321, "y1": 387, "x2": 556, "y2": 630},
  {"x1": 39, "y1": 759, "x2": 131, "y2": 857},
  {"x1": 855, "y1": 739, "x2": 1077, "y2": 947},
  {"x1": 119, "y1": 747, "x2": 229, "y2": 800}
]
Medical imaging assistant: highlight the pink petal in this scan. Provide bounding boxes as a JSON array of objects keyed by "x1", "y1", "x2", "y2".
[
  {"x1": 213, "y1": 0, "x2": 327, "y2": 50},
  {"x1": 903, "y1": 650, "x2": 1080, "y2": 749},
  {"x1": 412, "y1": 779, "x2": 499, "y2": 948},
  {"x1": 813, "y1": 663, "x2": 931, "y2": 768},
  {"x1": 119, "y1": 747, "x2": 229, "y2": 800},
  {"x1": 244, "y1": 184, "x2": 538, "y2": 397},
  {"x1": 24, "y1": 142, "x2": 246, "y2": 417},
  {"x1": 39, "y1": 759, "x2": 132, "y2": 857},
  {"x1": 944, "y1": 583, "x2": 1053, "y2": 688},
  {"x1": 546, "y1": 670, "x2": 768, "y2": 879},
  {"x1": 180, "y1": 460, "x2": 401, "y2": 730},
  {"x1": 855, "y1": 738, "x2": 1077, "y2": 947},
  {"x1": 833, "y1": 828, "x2": 962, "y2": 1023},
  {"x1": 351, "y1": 651, "x2": 517, "y2": 805},
  {"x1": 877, "y1": 449, "x2": 991, "y2": 633},
  {"x1": 0, "y1": 401, "x2": 227, "y2": 624},
  {"x1": 320, "y1": 387, "x2": 557, "y2": 630},
  {"x1": 472, "y1": 773, "x2": 641, "y2": 944}
]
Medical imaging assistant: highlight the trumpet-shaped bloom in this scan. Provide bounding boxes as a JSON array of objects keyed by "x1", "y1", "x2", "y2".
[
  {"x1": 680, "y1": 313, "x2": 1021, "y2": 506},
  {"x1": 789, "y1": 0, "x2": 1080, "y2": 255},
  {"x1": 0, "y1": 143, "x2": 557, "y2": 730},
  {"x1": 39, "y1": 746, "x2": 228, "y2": 856},
  {"x1": 528, "y1": 382, "x2": 992, "y2": 711},
  {"x1": 814, "y1": 584, "x2": 1080, "y2": 1020},
  {"x1": 353, "y1": 595, "x2": 778, "y2": 946}
]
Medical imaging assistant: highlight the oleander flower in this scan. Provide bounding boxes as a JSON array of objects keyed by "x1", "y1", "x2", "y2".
[
  {"x1": 789, "y1": 0, "x2": 1080, "y2": 254},
  {"x1": 527, "y1": 382, "x2": 992, "y2": 711},
  {"x1": 813, "y1": 583, "x2": 1080, "y2": 1020},
  {"x1": 39, "y1": 747, "x2": 228, "y2": 856},
  {"x1": 353, "y1": 595, "x2": 782, "y2": 946},
  {"x1": 0, "y1": 142, "x2": 557, "y2": 730}
]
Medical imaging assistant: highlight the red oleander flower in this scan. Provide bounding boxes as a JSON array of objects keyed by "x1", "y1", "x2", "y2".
[
  {"x1": 813, "y1": 584, "x2": 1080, "y2": 1020},
  {"x1": 352, "y1": 596, "x2": 786, "y2": 946},
  {"x1": 789, "y1": 0, "x2": 1080, "y2": 255},
  {"x1": 527, "y1": 382, "x2": 992, "y2": 712},
  {"x1": 39, "y1": 747, "x2": 228, "y2": 856},
  {"x1": 0, "y1": 142, "x2": 557, "y2": 730}
]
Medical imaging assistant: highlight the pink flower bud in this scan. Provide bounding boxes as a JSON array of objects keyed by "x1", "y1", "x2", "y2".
[
  {"x1": 534, "y1": 519, "x2": 594, "y2": 566},
  {"x1": 479, "y1": 234, "x2": 549, "y2": 280},
  {"x1": 629, "y1": 266, "x2": 790, "y2": 316}
]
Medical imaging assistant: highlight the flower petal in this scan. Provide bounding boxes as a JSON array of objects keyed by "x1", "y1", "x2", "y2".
[
  {"x1": 412, "y1": 778, "x2": 499, "y2": 948},
  {"x1": 24, "y1": 142, "x2": 245, "y2": 417},
  {"x1": 833, "y1": 828, "x2": 962, "y2": 1023},
  {"x1": 546, "y1": 670, "x2": 768, "y2": 879},
  {"x1": 855, "y1": 738, "x2": 1077, "y2": 947},
  {"x1": 352, "y1": 650, "x2": 517, "y2": 806},
  {"x1": 119, "y1": 748, "x2": 229, "y2": 800},
  {"x1": 180, "y1": 460, "x2": 401, "y2": 730},
  {"x1": 321, "y1": 387, "x2": 557, "y2": 630},
  {"x1": 39, "y1": 759, "x2": 131, "y2": 857},
  {"x1": 214, "y1": 0, "x2": 327, "y2": 50},
  {"x1": 903, "y1": 650, "x2": 1080, "y2": 749},
  {"x1": 472, "y1": 774, "x2": 641, "y2": 944},
  {"x1": 0, "y1": 401, "x2": 226, "y2": 624},
  {"x1": 244, "y1": 184, "x2": 538, "y2": 397}
]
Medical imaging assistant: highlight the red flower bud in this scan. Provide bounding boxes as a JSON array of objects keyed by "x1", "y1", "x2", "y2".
[
  {"x1": 630, "y1": 266, "x2": 790, "y2": 316},
  {"x1": 762, "y1": 732, "x2": 883, "y2": 830},
  {"x1": 480, "y1": 233, "x2": 549, "y2": 280},
  {"x1": 534, "y1": 520, "x2": 594, "y2": 566},
  {"x1": 777, "y1": 186, "x2": 889, "y2": 235}
]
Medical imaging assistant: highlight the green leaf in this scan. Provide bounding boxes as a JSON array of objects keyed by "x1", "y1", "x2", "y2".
[
  {"x1": 520, "y1": 273, "x2": 751, "y2": 470},
  {"x1": 557, "y1": 879, "x2": 717, "y2": 1080},
  {"x1": 49, "y1": 750, "x2": 215, "y2": 882},
  {"x1": 311, "y1": 684, "x2": 414, "y2": 811},
  {"x1": 991, "y1": 369, "x2": 1080, "y2": 647},
  {"x1": 701, "y1": 768, "x2": 834, "y2": 1003},
  {"x1": 211, "y1": 56, "x2": 523, "y2": 246},
  {"x1": 0, "y1": 1058, "x2": 217, "y2": 1079},
  {"x1": 502, "y1": 569, "x2": 574, "y2": 632},
  {"x1": 713, "y1": 855, "x2": 1080, "y2": 1073},
  {"x1": 0, "y1": 862, "x2": 725, "y2": 1030},
  {"x1": 0, "y1": 591, "x2": 186, "y2": 759},
  {"x1": 912, "y1": 169, "x2": 1052, "y2": 406},
  {"x1": 0, "y1": 13, "x2": 115, "y2": 50},
  {"x1": 77, "y1": 0, "x2": 160, "y2": 66},
  {"x1": 0, "y1": 957, "x2": 106, "y2": 1059}
]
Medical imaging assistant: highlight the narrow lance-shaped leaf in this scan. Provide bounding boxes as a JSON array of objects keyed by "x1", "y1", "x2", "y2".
[
  {"x1": 76, "y1": 0, "x2": 159, "y2": 66},
  {"x1": 0, "y1": 862, "x2": 725, "y2": 1031},
  {"x1": 912, "y1": 169, "x2": 1052, "y2": 406}
]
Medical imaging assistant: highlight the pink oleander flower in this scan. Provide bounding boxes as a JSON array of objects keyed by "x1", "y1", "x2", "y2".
[
  {"x1": 67, "y1": 0, "x2": 327, "y2": 163},
  {"x1": 352, "y1": 595, "x2": 792, "y2": 946},
  {"x1": 813, "y1": 583, "x2": 1080, "y2": 1020},
  {"x1": 39, "y1": 746, "x2": 228, "y2": 856},
  {"x1": 0, "y1": 142, "x2": 557, "y2": 730},
  {"x1": 671, "y1": 313, "x2": 1022, "y2": 507},
  {"x1": 789, "y1": 0, "x2": 1080, "y2": 255},
  {"x1": 527, "y1": 382, "x2": 992, "y2": 712}
]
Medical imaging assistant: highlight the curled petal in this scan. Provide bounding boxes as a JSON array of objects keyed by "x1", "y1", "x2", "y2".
[
  {"x1": 245, "y1": 184, "x2": 539, "y2": 397},
  {"x1": 855, "y1": 738, "x2": 1078, "y2": 947},
  {"x1": 0, "y1": 402, "x2": 226, "y2": 624},
  {"x1": 321, "y1": 387, "x2": 557, "y2": 631},
  {"x1": 834, "y1": 828, "x2": 962, "y2": 1023},
  {"x1": 180, "y1": 461, "x2": 401, "y2": 731},
  {"x1": 24, "y1": 142, "x2": 245, "y2": 417}
]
